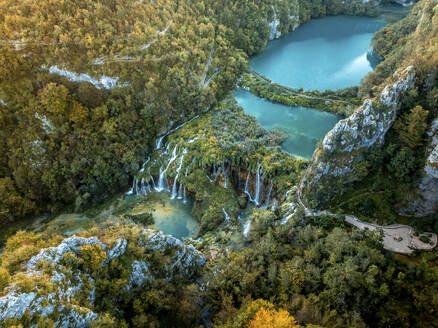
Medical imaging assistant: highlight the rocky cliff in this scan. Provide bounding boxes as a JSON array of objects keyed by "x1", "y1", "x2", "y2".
[
  {"x1": 267, "y1": 0, "x2": 380, "y2": 41},
  {"x1": 0, "y1": 229, "x2": 205, "y2": 326},
  {"x1": 402, "y1": 118, "x2": 438, "y2": 216},
  {"x1": 301, "y1": 66, "x2": 415, "y2": 207}
]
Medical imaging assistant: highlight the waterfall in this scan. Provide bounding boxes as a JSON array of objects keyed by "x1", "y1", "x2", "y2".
[
  {"x1": 139, "y1": 156, "x2": 150, "y2": 173},
  {"x1": 177, "y1": 183, "x2": 183, "y2": 199},
  {"x1": 171, "y1": 180, "x2": 177, "y2": 199},
  {"x1": 171, "y1": 149, "x2": 186, "y2": 199},
  {"x1": 183, "y1": 186, "x2": 187, "y2": 203},
  {"x1": 222, "y1": 162, "x2": 227, "y2": 189},
  {"x1": 213, "y1": 165, "x2": 217, "y2": 177},
  {"x1": 244, "y1": 171, "x2": 254, "y2": 202},
  {"x1": 127, "y1": 177, "x2": 136, "y2": 195},
  {"x1": 280, "y1": 214, "x2": 293, "y2": 225},
  {"x1": 222, "y1": 208, "x2": 230, "y2": 222},
  {"x1": 150, "y1": 175, "x2": 157, "y2": 190},
  {"x1": 243, "y1": 220, "x2": 251, "y2": 238},
  {"x1": 254, "y1": 162, "x2": 261, "y2": 206},
  {"x1": 155, "y1": 135, "x2": 165, "y2": 150},
  {"x1": 157, "y1": 145, "x2": 178, "y2": 192},
  {"x1": 280, "y1": 205, "x2": 297, "y2": 225},
  {"x1": 264, "y1": 181, "x2": 273, "y2": 208},
  {"x1": 154, "y1": 115, "x2": 200, "y2": 151},
  {"x1": 134, "y1": 177, "x2": 139, "y2": 195},
  {"x1": 141, "y1": 177, "x2": 146, "y2": 194},
  {"x1": 243, "y1": 163, "x2": 262, "y2": 206},
  {"x1": 186, "y1": 136, "x2": 199, "y2": 144}
]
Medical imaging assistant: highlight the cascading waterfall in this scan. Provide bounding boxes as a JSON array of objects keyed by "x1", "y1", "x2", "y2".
[
  {"x1": 244, "y1": 171, "x2": 253, "y2": 202},
  {"x1": 171, "y1": 149, "x2": 187, "y2": 199},
  {"x1": 155, "y1": 135, "x2": 165, "y2": 150},
  {"x1": 254, "y1": 162, "x2": 262, "y2": 206},
  {"x1": 213, "y1": 165, "x2": 217, "y2": 177},
  {"x1": 183, "y1": 186, "x2": 187, "y2": 203},
  {"x1": 243, "y1": 162, "x2": 263, "y2": 206},
  {"x1": 150, "y1": 175, "x2": 157, "y2": 190},
  {"x1": 222, "y1": 208, "x2": 230, "y2": 222},
  {"x1": 135, "y1": 177, "x2": 139, "y2": 195},
  {"x1": 222, "y1": 162, "x2": 227, "y2": 189},
  {"x1": 264, "y1": 181, "x2": 273, "y2": 208},
  {"x1": 157, "y1": 145, "x2": 178, "y2": 192},
  {"x1": 139, "y1": 157, "x2": 151, "y2": 173},
  {"x1": 177, "y1": 183, "x2": 183, "y2": 199},
  {"x1": 243, "y1": 220, "x2": 251, "y2": 238},
  {"x1": 127, "y1": 176, "x2": 137, "y2": 195},
  {"x1": 141, "y1": 177, "x2": 146, "y2": 194}
]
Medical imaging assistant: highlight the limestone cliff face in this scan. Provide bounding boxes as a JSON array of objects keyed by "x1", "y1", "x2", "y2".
[
  {"x1": 394, "y1": 0, "x2": 417, "y2": 6},
  {"x1": 301, "y1": 66, "x2": 415, "y2": 207},
  {"x1": 267, "y1": 0, "x2": 380, "y2": 41},
  {"x1": 0, "y1": 231, "x2": 205, "y2": 326},
  {"x1": 401, "y1": 119, "x2": 438, "y2": 217}
]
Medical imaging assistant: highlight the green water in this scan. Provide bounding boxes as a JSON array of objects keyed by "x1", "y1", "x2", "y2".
[
  {"x1": 144, "y1": 193, "x2": 199, "y2": 239},
  {"x1": 251, "y1": 16, "x2": 386, "y2": 91},
  {"x1": 234, "y1": 89, "x2": 342, "y2": 158}
]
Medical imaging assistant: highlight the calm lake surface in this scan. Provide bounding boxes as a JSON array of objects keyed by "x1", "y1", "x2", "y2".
[
  {"x1": 250, "y1": 16, "x2": 386, "y2": 91},
  {"x1": 235, "y1": 89, "x2": 342, "y2": 158},
  {"x1": 236, "y1": 15, "x2": 388, "y2": 158}
]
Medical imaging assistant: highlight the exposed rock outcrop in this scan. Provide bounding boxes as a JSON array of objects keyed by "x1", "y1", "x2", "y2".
[
  {"x1": 301, "y1": 66, "x2": 415, "y2": 207},
  {"x1": 401, "y1": 118, "x2": 438, "y2": 217},
  {"x1": 267, "y1": 0, "x2": 380, "y2": 41},
  {"x1": 393, "y1": 0, "x2": 417, "y2": 6},
  {"x1": 0, "y1": 230, "x2": 205, "y2": 327}
]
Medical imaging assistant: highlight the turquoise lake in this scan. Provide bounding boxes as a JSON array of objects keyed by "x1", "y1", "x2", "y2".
[
  {"x1": 250, "y1": 15, "x2": 386, "y2": 91},
  {"x1": 235, "y1": 89, "x2": 342, "y2": 158},
  {"x1": 148, "y1": 192, "x2": 199, "y2": 239},
  {"x1": 235, "y1": 15, "x2": 388, "y2": 158}
]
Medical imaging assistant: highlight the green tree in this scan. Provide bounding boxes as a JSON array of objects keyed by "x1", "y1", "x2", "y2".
[{"x1": 394, "y1": 106, "x2": 429, "y2": 148}]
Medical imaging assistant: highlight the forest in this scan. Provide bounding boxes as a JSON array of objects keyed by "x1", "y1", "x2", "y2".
[{"x1": 0, "y1": 0, "x2": 437, "y2": 327}]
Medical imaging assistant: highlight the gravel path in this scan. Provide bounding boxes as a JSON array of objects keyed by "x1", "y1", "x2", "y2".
[{"x1": 295, "y1": 178, "x2": 437, "y2": 254}]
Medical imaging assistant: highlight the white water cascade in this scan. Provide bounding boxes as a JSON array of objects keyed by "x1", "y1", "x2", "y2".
[
  {"x1": 139, "y1": 157, "x2": 151, "y2": 173},
  {"x1": 244, "y1": 162, "x2": 263, "y2": 206},
  {"x1": 222, "y1": 162, "x2": 227, "y2": 189},
  {"x1": 127, "y1": 176, "x2": 137, "y2": 195},
  {"x1": 155, "y1": 136, "x2": 165, "y2": 150},
  {"x1": 171, "y1": 149, "x2": 187, "y2": 199},
  {"x1": 244, "y1": 171, "x2": 252, "y2": 201},
  {"x1": 154, "y1": 115, "x2": 199, "y2": 151},
  {"x1": 243, "y1": 219, "x2": 251, "y2": 238},
  {"x1": 254, "y1": 162, "x2": 262, "y2": 206},
  {"x1": 156, "y1": 145, "x2": 178, "y2": 192},
  {"x1": 222, "y1": 208, "x2": 230, "y2": 222},
  {"x1": 264, "y1": 181, "x2": 273, "y2": 208}
]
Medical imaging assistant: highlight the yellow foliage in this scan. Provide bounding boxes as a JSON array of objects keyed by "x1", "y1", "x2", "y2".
[
  {"x1": 247, "y1": 307, "x2": 300, "y2": 328},
  {"x1": 0, "y1": 267, "x2": 11, "y2": 292}
]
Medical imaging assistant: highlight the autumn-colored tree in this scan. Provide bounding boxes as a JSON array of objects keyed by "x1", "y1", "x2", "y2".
[
  {"x1": 0, "y1": 267, "x2": 10, "y2": 292},
  {"x1": 248, "y1": 307, "x2": 300, "y2": 328}
]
